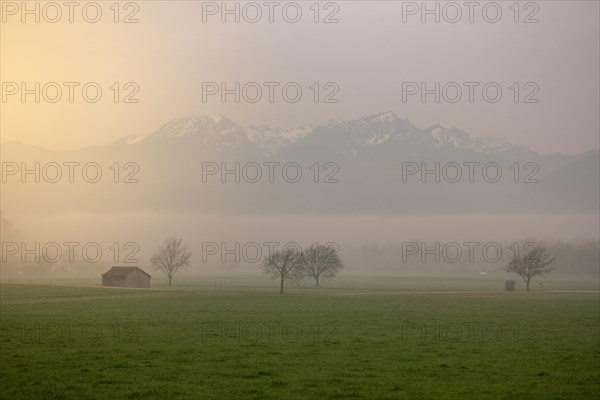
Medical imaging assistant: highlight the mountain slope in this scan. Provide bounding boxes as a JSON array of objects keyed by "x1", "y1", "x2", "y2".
[{"x1": 1, "y1": 112, "x2": 597, "y2": 215}]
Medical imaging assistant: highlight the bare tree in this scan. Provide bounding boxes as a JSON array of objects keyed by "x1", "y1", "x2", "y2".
[
  {"x1": 504, "y1": 244, "x2": 556, "y2": 291},
  {"x1": 261, "y1": 248, "x2": 302, "y2": 295},
  {"x1": 300, "y1": 244, "x2": 344, "y2": 287},
  {"x1": 151, "y1": 237, "x2": 191, "y2": 286}
]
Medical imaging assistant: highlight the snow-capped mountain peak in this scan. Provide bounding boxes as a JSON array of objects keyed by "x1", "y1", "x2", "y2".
[
  {"x1": 367, "y1": 110, "x2": 401, "y2": 122},
  {"x1": 209, "y1": 113, "x2": 225, "y2": 124}
]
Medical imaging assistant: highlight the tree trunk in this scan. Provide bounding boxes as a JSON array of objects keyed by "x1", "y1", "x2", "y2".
[
  {"x1": 316, "y1": 276, "x2": 319, "y2": 287},
  {"x1": 280, "y1": 276, "x2": 284, "y2": 295},
  {"x1": 526, "y1": 279, "x2": 530, "y2": 291},
  {"x1": 168, "y1": 275, "x2": 172, "y2": 286}
]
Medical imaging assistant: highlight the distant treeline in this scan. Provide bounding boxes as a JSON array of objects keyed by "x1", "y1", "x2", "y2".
[
  {"x1": 340, "y1": 239, "x2": 600, "y2": 274},
  {"x1": 1, "y1": 238, "x2": 598, "y2": 277}
]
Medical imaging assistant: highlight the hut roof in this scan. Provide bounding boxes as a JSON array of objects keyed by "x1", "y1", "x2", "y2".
[{"x1": 102, "y1": 266, "x2": 152, "y2": 278}]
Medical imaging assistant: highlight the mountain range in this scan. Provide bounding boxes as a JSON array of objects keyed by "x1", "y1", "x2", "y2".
[
  {"x1": 2, "y1": 112, "x2": 598, "y2": 215},
  {"x1": 110, "y1": 111, "x2": 536, "y2": 157}
]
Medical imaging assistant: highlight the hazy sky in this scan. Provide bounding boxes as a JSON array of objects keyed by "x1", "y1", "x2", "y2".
[{"x1": 1, "y1": 1, "x2": 599, "y2": 154}]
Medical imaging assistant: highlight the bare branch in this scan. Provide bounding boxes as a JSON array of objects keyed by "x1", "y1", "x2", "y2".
[
  {"x1": 299, "y1": 244, "x2": 344, "y2": 287},
  {"x1": 261, "y1": 247, "x2": 303, "y2": 295},
  {"x1": 151, "y1": 237, "x2": 192, "y2": 286},
  {"x1": 504, "y1": 243, "x2": 556, "y2": 291}
]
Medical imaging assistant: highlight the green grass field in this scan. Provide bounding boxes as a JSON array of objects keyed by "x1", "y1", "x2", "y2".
[{"x1": 1, "y1": 282, "x2": 598, "y2": 399}]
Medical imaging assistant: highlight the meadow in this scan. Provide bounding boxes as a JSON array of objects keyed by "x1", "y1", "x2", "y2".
[{"x1": 0, "y1": 281, "x2": 598, "y2": 399}]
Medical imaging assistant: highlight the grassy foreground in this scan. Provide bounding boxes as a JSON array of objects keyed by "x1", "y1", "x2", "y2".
[{"x1": 0, "y1": 283, "x2": 598, "y2": 399}]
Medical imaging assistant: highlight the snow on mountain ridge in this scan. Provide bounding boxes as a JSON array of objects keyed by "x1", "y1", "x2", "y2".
[
  {"x1": 245, "y1": 124, "x2": 314, "y2": 154},
  {"x1": 119, "y1": 112, "x2": 531, "y2": 155},
  {"x1": 124, "y1": 135, "x2": 145, "y2": 144},
  {"x1": 245, "y1": 124, "x2": 313, "y2": 141}
]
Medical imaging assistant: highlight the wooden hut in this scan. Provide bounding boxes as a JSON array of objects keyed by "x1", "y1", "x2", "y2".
[{"x1": 102, "y1": 266, "x2": 151, "y2": 288}]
